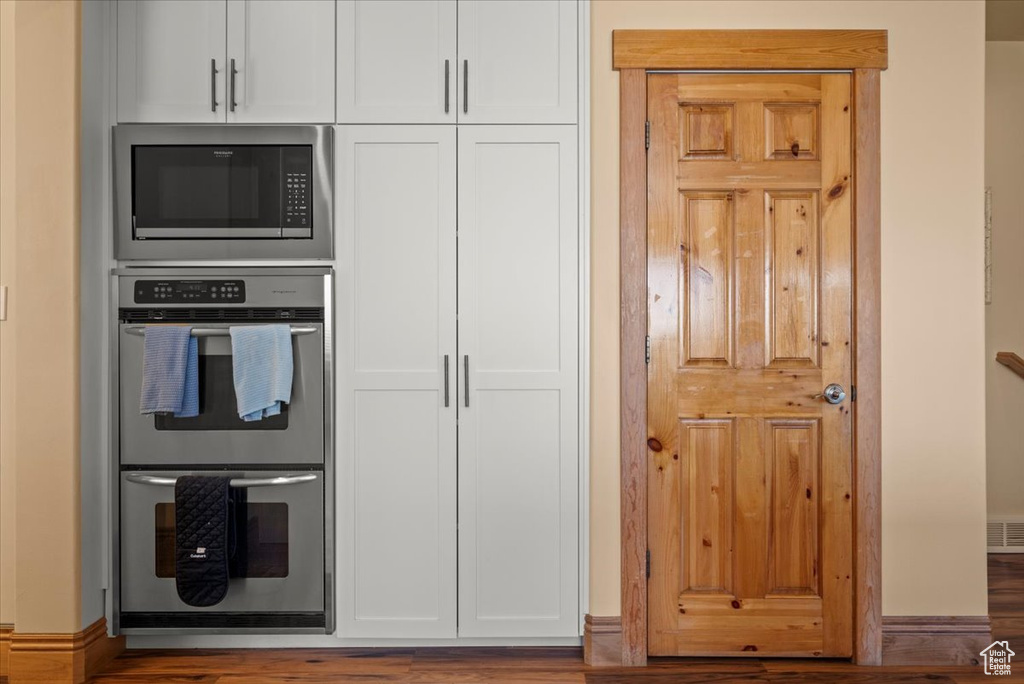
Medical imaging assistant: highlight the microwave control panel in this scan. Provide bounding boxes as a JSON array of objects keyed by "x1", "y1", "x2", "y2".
[
  {"x1": 134, "y1": 280, "x2": 247, "y2": 304},
  {"x1": 283, "y1": 147, "x2": 311, "y2": 229}
]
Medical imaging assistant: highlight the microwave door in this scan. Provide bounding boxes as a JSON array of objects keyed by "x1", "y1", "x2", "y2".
[{"x1": 132, "y1": 145, "x2": 284, "y2": 239}]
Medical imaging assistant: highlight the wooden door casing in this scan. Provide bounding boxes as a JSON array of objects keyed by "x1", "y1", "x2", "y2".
[{"x1": 646, "y1": 73, "x2": 853, "y2": 657}]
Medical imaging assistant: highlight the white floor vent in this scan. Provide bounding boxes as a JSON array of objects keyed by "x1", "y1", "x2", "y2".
[{"x1": 988, "y1": 517, "x2": 1024, "y2": 553}]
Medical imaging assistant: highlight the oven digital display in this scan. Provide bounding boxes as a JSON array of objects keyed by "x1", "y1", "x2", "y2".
[{"x1": 134, "y1": 280, "x2": 246, "y2": 304}]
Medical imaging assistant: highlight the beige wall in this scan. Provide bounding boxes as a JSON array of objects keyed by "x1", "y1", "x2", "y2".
[
  {"x1": 590, "y1": 0, "x2": 989, "y2": 618},
  {"x1": 0, "y1": 0, "x2": 83, "y2": 634},
  {"x1": 0, "y1": 0, "x2": 17, "y2": 629},
  {"x1": 986, "y1": 41, "x2": 1024, "y2": 518}
]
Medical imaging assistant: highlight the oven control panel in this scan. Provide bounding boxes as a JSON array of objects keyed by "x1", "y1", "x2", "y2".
[{"x1": 134, "y1": 280, "x2": 246, "y2": 304}]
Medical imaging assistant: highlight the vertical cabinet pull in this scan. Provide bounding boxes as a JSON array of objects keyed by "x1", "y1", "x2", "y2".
[
  {"x1": 444, "y1": 59, "x2": 450, "y2": 114},
  {"x1": 210, "y1": 58, "x2": 219, "y2": 112},
  {"x1": 229, "y1": 58, "x2": 238, "y2": 112},
  {"x1": 443, "y1": 354, "x2": 450, "y2": 407},
  {"x1": 463, "y1": 355, "x2": 469, "y2": 407},
  {"x1": 462, "y1": 60, "x2": 468, "y2": 114}
]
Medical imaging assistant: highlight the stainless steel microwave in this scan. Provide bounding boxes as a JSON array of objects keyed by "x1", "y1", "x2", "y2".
[{"x1": 113, "y1": 125, "x2": 333, "y2": 260}]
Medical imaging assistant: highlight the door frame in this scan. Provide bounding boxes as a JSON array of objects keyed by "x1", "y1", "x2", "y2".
[{"x1": 614, "y1": 30, "x2": 888, "y2": 666}]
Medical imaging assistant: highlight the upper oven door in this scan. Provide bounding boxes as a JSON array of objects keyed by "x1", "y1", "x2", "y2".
[
  {"x1": 113, "y1": 125, "x2": 333, "y2": 261},
  {"x1": 119, "y1": 323, "x2": 325, "y2": 466}
]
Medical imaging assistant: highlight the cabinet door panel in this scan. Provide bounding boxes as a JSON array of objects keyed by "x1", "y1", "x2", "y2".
[
  {"x1": 227, "y1": 0, "x2": 335, "y2": 123},
  {"x1": 457, "y1": 0, "x2": 577, "y2": 124},
  {"x1": 457, "y1": 126, "x2": 579, "y2": 637},
  {"x1": 338, "y1": 0, "x2": 457, "y2": 124},
  {"x1": 337, "y1": 126, "x2": 457, "y2": 639},
  {"x1": 117, "y1": 0, "x2": 226, "y2": 123}
]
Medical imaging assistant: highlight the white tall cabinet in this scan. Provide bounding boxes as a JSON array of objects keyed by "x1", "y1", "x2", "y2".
[
  {"x1": 338, "y1": 1, "x2": 581, "y2": 641},
  {"x1": 117, "y1": 0, "x2": 335, "y2": 123}
]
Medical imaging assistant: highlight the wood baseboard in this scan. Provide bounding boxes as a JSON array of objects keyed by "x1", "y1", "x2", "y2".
[
  {"x1": 881, "y1": 616, "x2": 992, "y2": 666},
  {"x1": 0, "y1": 624, "x2": 11, "y2": 677},
  {"x1": 7, "y1": 617, "x2": 125, "y2": 683},
  {"x1": 583, "y1": 614, "x2": 622, "y2": 666}
]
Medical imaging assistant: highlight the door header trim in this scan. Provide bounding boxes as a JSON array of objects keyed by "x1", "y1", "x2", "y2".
[{"x1": 612, "y1": 29, "x2": 888, "y2": 71}]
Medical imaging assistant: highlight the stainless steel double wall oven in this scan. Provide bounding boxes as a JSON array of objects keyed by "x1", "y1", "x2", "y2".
[{"x1": 113, "y1": 268, "x2": 333, "y2": 634}]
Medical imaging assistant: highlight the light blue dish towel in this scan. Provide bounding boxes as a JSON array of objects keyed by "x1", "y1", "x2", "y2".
[
  {"x1": 230, "y1": 325, "x2": 293, "y2": 422},
  {"x1": 140, "y1": 326, "x2": 199, "y2": 418}
]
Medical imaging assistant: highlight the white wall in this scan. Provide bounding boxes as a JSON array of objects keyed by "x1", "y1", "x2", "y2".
[
  {"x1": 986, "y1": 41, "x2": 1024, "y2": 518},
  {"x1": 590, "y1": 0, "x2": 989, "y2": 618}
]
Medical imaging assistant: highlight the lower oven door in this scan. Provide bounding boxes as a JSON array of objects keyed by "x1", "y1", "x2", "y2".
[
  {"x1": 118, "y1": 323, "x2": 325, "y2": 466},
  {"x1": 118, "y1": 469, "x2": 327, "y2": 633}
]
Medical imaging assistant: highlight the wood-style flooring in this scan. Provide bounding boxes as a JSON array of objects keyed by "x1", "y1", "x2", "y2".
[{"x1": 7, "y1": 555, "x2": 1021, "y2": 683}]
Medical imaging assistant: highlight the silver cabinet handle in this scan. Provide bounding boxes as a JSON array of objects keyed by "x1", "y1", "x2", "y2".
[
  {"x1": 229, "y1": 58, "x2": 238, "y2": 112},
  {"x1": 444, "y1": 59, "x2": 450, "y2": 114},
  {"x1": 463, "y1": 354, "x2": 469, "y2": 407},
  {"x1": 210, "y1": 58, "x2": 219, "y2": 112},
  {"x1": 123, "y1": 326, "x2": 318, "y2": 337},
  {"x1": 462, "y1": 60, "x2": 468, "y2": 114},
  {"x1": 444, "y1": 354, "x2": 450, "y2": 407},
  {"x1": 126, "y1": 473, "x2": 318, "y2": 488}
]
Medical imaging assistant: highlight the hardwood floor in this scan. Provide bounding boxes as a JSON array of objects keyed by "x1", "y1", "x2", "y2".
[{"x1": 2, "y1": 555, "x2": 1020, "y2": 684}]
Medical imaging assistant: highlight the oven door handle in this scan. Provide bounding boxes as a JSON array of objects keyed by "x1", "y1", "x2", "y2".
[
  {"x1": 125, "y1": 473, "x2": 319, "y2": 488},
  {"x1": 123, "y1": 326, "x2": 318, "y2": 338}
]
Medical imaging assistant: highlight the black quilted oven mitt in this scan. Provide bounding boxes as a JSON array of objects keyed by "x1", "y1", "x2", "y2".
[{"x1": 174, "y1": 476, "x2": 232, "y2": 607}]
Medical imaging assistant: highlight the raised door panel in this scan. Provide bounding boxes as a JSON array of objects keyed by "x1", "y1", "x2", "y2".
[
  {"x1": 117, "y1": 0, "x2": 226, "y2": 123},
  {"x1": 336, "y1": 126, "x2": 457, "y2": 638},
  {"x1": 337, "y1": 0, "x2": 457, "y2": 124},
  {"x1": 457, "y1": 126, "x2": 579, "y2": 637},
  {"x1": 226, "y1": 0, "x2": 335, "y2": 123},
  {"x1": 457, "y1": 0, "x2": 577, "y2": 124}
]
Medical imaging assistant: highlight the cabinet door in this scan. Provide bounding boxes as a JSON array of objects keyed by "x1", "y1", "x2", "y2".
[
  {"x1": 337, "y1": 1, "x2": 457, "y2": 124},
  {"x1": 337, "y1": 126, "x2": 458, "y2": 639},
  {"x1": 117, "y1": 0, "x2": 227, "y2": 123},
  {"x1": 457, "y1": 0, "x2": 577, "y2": 124},
  {"x1": 226, "y1": 0, "x2": 335, "y2": 123},
  {"x1": 457, "y1": 126, "x2": 579, "y2": 637}
]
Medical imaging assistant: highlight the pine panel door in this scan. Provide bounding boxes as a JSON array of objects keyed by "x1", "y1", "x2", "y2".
[
  {"x1": 337, "y1": 126, "x2": 458, "y2": 639},
  {"x1": 456, "y1": 0, "x2": 577, "y2": 124},
  {"x1": 226, "y1": 0, "x2": 335, "y2": 123},
  {"x1": 456, "y1": 126, "x2": 579, "y2": 637},
  {"x1": 646, "y1": 73, "x2": 854, "y2": 657},
  {"x1": 117, "y1": 0, "x2": 227, "y2": 123},
  {"x1": 337, "y1": 0, "x2": 457, "y2": 124}
]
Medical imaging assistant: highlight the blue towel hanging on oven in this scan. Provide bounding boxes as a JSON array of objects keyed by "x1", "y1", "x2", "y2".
[
  {"x1": 140, "y1": 326, "x2": 199, "y2": 418},
  {"x1": 229, "y1": 324, "x2": 293, "y2": 422}
]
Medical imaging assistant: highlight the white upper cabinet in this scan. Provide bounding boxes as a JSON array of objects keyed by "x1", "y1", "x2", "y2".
[
  {"x1": 117, "y1": 0, "x2": 335, "y2": 123},
  {"x1": 117, "y1": 0, "x2": 226, "y2": 123},
  {"x1": 337, "y1": 0, "x2": 577, "y2": 125},
  {"x1": 337, "y1": 1, "x2": 457, "y2": 124},
  {"x1": 457, "y1": 0, "x2": 577, "y2": 124},
  {"x1": 226, "y1": 0, "x2": 336, "y2": 123}
]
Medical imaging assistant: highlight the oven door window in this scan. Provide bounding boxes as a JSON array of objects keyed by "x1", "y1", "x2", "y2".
[
  {"x1": 155, "y1": 502, "x2": 289, "y2": 579},
  {"x1": 154, "y1": 354, "x2": 288, "y2": 431},
  {"x1": 133, "y1": 145, "x2": 283, "y2": 230}
]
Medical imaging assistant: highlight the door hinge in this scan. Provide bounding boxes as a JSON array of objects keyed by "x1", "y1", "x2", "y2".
[
  {"x1": 645, "y1": 120, "x2": 650, "y2": 150},
  {"x1": 851, "y1": 385, "x2": 857, "y2": 402},
  {"x1": 645, "y1": 335, "x2": 651, "y2": 365},
  {"x1": 646, "y1": 549, "x2": 651, "y2": 578}
]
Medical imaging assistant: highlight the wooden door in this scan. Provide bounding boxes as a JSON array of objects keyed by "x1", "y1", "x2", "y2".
[
  {"x1": 337, "y1": 0, "x2": 457, "y2": 124},
  {"x1": 456, "y1": 126, "x2": 579, "y2": 637},
  {"x1": 647, "y1": 73, "x2": 853, "y2": 657},
  {"x1": 226, "y1": 0, "x2": 335, "y2": 123},
  {"x1": 116, "y1": 0, "x2": 227, "y2": 123},
  {"x1": 336, "y1": 126, "x2": 457, "y2": 638},
  {"x1": 456, "y1": 0, "x2": 577, "y2": 124}
]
